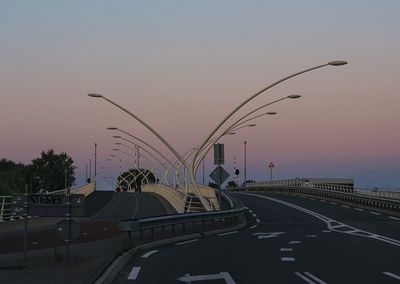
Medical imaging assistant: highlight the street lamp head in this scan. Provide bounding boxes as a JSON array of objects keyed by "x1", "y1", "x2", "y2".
[
  {"x1": 110, "y1": 154, "x2": 116, "y2": 157},
  {"x1": 287, "y1": 94, "x2": 301, "y2": 99},
  {"x1": 114, "y1": 142, "x2": 122, "y2": 145},
  {"x1": 113, "y1": 136, "x2": 121, "y2": 138},
  {"x1": 267, "y1": 112, "x2": 277, "y2": 115},
  {"x1": 107, "y1": 127, "x2": 118, "y2": 130},
  {"x1": 328, "y1": 60, "x2": 348, "y2": 66},
  {"x1": 228, "y1": 132, "x2": 236, "y2": 135},
  {"x1": 87, "y1": 93, "x2": 103, "y2": 98},
  {"x1": 112, "y1": 149, "x2": 119, "y2": 151},
  {"x1": 247, "y1": 124, "x2": 256, "y2": 127}
]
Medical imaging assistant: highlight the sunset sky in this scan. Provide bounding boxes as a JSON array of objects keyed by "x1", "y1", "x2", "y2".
[{"x1": 1, "y1": 1, "x2": 399, "y2": 189}]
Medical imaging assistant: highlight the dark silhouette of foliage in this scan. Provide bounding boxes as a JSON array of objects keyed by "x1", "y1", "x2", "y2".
[{"x1": 116, "y1": 168, "x2": 155, "y2": 192}]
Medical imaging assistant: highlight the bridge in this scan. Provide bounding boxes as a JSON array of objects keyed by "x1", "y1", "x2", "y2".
[{"x1": 0, "y1": 179, "x2": 399, "y2": 283}]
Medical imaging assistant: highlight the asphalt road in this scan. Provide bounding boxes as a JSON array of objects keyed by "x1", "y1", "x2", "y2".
[{"x1": 115, "y1": 191, "x2": 400, "y2": 283}]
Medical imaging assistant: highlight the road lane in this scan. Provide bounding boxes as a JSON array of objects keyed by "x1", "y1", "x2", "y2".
[{"x1": 115, "y1": 192, "x2": 400, "y2": 283}]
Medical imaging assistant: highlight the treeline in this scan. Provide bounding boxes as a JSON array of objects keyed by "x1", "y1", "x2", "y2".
[{"x1": 0, "y1": 149, "x2": 76, "y2": 196}]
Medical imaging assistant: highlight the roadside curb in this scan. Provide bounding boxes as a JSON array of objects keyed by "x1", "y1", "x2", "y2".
[{"x1": 93, "y1": 218, "x2": 247, "y2": 284}]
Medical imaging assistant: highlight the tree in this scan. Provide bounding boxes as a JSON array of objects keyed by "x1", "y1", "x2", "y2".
[
  {"x1": 31, "y1": 149, "x2": 76, "y2": 192},
  {"x1": 116, "y1": 168, "x2": 155, "y2": 192},
  {"x1": 0, "y1": 159, "x2": 26, "y2": 195},
  {"x1": 227, "y1": 181, "x2": 237, "y2": 188}
]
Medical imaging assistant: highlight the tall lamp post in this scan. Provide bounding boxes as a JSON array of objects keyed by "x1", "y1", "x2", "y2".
[{"x1": 244, "y1": 141, "x2": 247, "y2": 187}]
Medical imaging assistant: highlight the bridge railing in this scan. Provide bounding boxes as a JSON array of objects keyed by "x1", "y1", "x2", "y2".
[{"x1": 246, "y1": 179, "x2": 400, "y2": 200}]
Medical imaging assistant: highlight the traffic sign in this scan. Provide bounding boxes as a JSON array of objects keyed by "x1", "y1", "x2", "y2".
[
  {"x1": 268, "y1": 162, "x2": 275, "y2": 169},
  {"x1": 213, "y1": 144, "x2": 225, "y2": 165},
  {"x1": 57, "y1": 219, "x2": 80, "y2": 241},
  {"x1": 209, "y1": 166, "x2": 230, "y2": 186}
]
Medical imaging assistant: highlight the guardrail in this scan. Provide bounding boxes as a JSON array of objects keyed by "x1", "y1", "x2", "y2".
[
  {"x1": 237, "y1": 185, "x2": 400, "y2": 212},
  {"x1": 119, "y1": 194, "x2": 244, "y2": 241}
]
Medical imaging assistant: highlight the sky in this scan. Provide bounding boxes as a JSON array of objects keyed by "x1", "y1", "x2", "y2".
[{"x1": 1, "y1": 1, "x2": 399, "y2": 189}]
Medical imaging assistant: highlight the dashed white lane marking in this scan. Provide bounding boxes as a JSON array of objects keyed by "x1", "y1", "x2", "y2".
[
  {"x1": 295, "y1": 272, "x2": 327, "y2": 284},
  {"x1": 175, "y1": 239, "x2": 199, "y2": 246},
  {"x1": 83, "y1": 232, "x2": 88, "y2": 235},
  {"x1": 330, "y1": 202, "x2": 337, "y2": 205},
  {"x1": 218, "y1": 231, "x2": 238, "y2": 237},
  {"x1": 342, "y1": 205, "x2": 350, "y2": 208},
  {"x1": 319, "y1": 200, "x2": 326, "y2": 202},
  {"x1": 252, "y1": 213, "x2": 257, "y2": 218},
  {"x1": 177, "y1": 272, "x2": 235, "y2": 283},
  {"x1": 281, "y1": 257, "x2": 295, "y2": 262},
  {"x1": 248, "y1": 209, "x2": 253, "y2": 213},
  {"x1": 141, "y1": 250, "x2": 158, "y2": 258},
  {"x1": 383, "y1": 272, "x2": 400, "y2": 281},
  {"x1": 280, "y1": 248, "x2": 293, "y2": 252},
  {"x1": 322, "y1": 230, "x2": 331, "y2": 233},
  {"x1": 355, "y1": 208, "x2": 364, "y2": 211},
  {"x1": 305, "y1": 235, "x2": 317, "y2": 238},
  {"x1": 244, "y1": 206, "x2": 248, "y2": 209},
  {"x1": 103, "y1": 228, "x2": 108, "y2": 231},
  {"x1": 256, "y1": 218, "x2": 261, "y2": 223},
  {"x1": 127, "y1": 266, "x2": 141, "y2": 280},
  {"x1": 370, "y1": 212, "x2": 381, "y2": 215},
  {"x1": 250, "y1": 225, "x2": 258, "y2": 229},
  {"x1": 32, "y1": 242, "x2": 39, "y2": 245},
  {"x1": 311, "y1": 198, "x2": 316, "y2": 200},
  {"x1": 289, "y1": 241, "x2": 301, "y2": 244},
  {"x1": 389, "y1": 216, "x2": 400, "y2": 221}
]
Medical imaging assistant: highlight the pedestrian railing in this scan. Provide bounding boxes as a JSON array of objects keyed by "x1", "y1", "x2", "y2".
[{"x1": 0, "y1": 195, "x2": 13, "y2": 222}]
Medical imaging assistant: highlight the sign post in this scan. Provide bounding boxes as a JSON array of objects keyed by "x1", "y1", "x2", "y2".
[
  {"x1": 268, "y1": 162, "x2": 275, "y2": 181},
  {"x1": 211, "y1": 144, "x2": 230, "y2": 210}
]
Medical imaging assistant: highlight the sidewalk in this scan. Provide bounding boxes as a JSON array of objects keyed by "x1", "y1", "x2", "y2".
[{"x1": 0, "y1": 234, "x2": 128, "y2": 284}]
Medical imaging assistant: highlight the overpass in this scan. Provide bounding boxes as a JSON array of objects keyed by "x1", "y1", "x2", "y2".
[{"x1": 1, "y1": 181, "x2": 399, "y2": 283}]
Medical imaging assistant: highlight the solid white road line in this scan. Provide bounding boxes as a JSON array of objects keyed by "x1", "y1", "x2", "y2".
[
  {"x1": 383, "y1": 272, "x2": 400, "y2": 281},
  {"x1": 305, "y1": 235, "x2": 317, "y2": 238},
  {"x1": 250, "y1": 225, "x2": 258, "y2": 229},
  {"x1": 355, "y1": 208, "x2": 364, "y2": 211},
  {"x1": 389, "y1": 216, "x2": 400, "y2": 221},
  {"x1": 141, "y1": 250, "x2": 158, "y2": 258},
  {"x1": 218, "y1": 231, "x2": 238, "y2": 237},
  {"x1": 280, "y1": 248, "x2": 293, "y2": 252},
  {"x1": 330, "y1": 202, "x2": 337, "y2": 205},
  {"x1": 175, "y1": 239, "x2": 199, "y2": 246},
  {"x1": 289, "y1": 241, "x2": 301, "y2": 244},
  {"x1": 342, "y1": 205, "x2": 350, "y2": 208},
  {"x1": 281, "y1": 257, "x2": 295, "y2": 262},
  {"x1": 304, "y1": 272, "x2": 327, "y2": 284},
  {"x1": 127, "y1": 266, "x2": 141, "y2": 280},
  {"x1": 370, "y1": 211, "x2": 381, "y2": 215},
  {"x1": 295, "y1": 272, "x2": 315, "y2": 283}
]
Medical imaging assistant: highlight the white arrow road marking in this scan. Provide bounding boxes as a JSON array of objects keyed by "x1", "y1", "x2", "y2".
[
  {"x1": 295, "y1": 272, "x2": 327, "y2": 284},
  {"x1": 141, "y1": 250, "x2": 158, "y2": 258},
  {"x1": 383, "y1": 272, "x2": 400, "y2": 281},
  {"x1": 127, "y1": 266, "x2": 141, "y2": 280},
  {"x1": 249, "y1": 225, "x2": 258, "y2": 229},
  {"x1": 177, "y1": 272, "x2": 235, "y2": 283},
  {"x1": 239, "y1": 193, "x2": 400, "y2": 248},
  {"x1": 252, "y1": 232, "x2": 285, "y2": 239}
]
